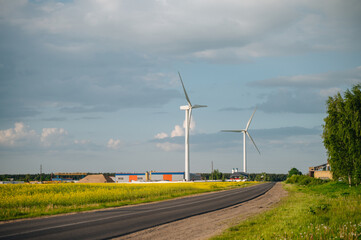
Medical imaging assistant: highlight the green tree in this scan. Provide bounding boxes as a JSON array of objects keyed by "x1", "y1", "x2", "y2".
[
  {"x1": 211, "y1": 169, "x2": 222, "y2": 180},
  {"x1": 288, "y1": 168, "x2": 302, "y2": 178},
  {"x1": 323, "y1": 84, "x2": 361, "y2": 186}
]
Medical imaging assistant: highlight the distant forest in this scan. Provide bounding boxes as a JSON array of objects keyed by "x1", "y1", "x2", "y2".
[{"x1": 0, "y1": 172, "x2": 287, "y2": 182}]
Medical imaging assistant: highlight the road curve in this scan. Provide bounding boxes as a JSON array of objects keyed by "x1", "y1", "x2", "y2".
[{"x1": 0, "y1": 182, "x2": 275, "y2": 240}]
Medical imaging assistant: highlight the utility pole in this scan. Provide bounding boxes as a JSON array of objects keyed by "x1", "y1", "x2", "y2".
[
  {"x1": 211, "y1": 161, "x2": 213, "y2": 180},
  {"x1": 40, "y1": 164, "x2": 42, "y2": 182}
]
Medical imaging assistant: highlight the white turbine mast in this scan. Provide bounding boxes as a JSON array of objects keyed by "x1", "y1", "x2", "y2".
[
  {"x1": 178, "y1": 72, "x2": 207, "y2": 181},
  {"x1": 221, "y1": 108, "x2": 260, "y2": 173}
]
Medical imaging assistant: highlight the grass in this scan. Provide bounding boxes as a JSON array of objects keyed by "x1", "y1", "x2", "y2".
[
  {"x1": 212, "y1": 177, "x2": 361, "y2": 240},
  {"x1": 0, "y1": 181, "x2": 257, "y2": 221}
]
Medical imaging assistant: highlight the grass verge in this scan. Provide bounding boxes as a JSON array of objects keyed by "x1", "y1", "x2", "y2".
[
  {"x1": 211, "y1": 178, "x2": 361, "y2": 239},
  {"x1": 0, "y1": 181, "x2": 258, "y2": 221}
]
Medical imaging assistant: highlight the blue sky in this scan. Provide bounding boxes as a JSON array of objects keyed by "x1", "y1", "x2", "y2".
[{"x1": 1, "y1": 0, "x2": 360, "y2": 174}]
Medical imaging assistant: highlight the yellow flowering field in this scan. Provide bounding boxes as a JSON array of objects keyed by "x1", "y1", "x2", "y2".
[{"x1": 0, "y1": 181, "x2": 257, "y2": 221}]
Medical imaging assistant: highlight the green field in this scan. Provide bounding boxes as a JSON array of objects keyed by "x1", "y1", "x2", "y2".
[
  {"x1": 0, "y1": 181, "x2": 257, "y2": 221},
  {"x1": 212, "y1": 177, "x2": 361, "y2": 239}
]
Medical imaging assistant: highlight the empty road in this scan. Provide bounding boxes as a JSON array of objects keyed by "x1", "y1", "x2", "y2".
[{"x1": 0, "y1": 182, "x2": 275, "y2": 240}]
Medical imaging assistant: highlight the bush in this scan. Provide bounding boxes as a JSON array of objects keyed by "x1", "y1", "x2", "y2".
[{"x1": 285, "y1": 175, "x2": 328, "y2": 186}]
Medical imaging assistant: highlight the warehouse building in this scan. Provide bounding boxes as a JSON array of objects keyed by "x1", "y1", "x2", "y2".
[
  {"x1": 149, "y1": 171, "x2": 184, "y2": 181},
  {"x1": 115, "y1": 171, "x2": 185, "y2": 182},
  {"x1": 115, "y1": 173, "x2": 147, "y2": 183}
]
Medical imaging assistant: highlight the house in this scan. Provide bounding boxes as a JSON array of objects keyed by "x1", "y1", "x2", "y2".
[
  {"x1": 230, "y1": 172, "x2": 248, "y2": 181},
  {"x1": 309, "y1": 163, "x2": 332, "y2": 180}
]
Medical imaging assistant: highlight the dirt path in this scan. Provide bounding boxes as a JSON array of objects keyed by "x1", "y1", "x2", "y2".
[{"x1": 117, "y1": 182, "x2": 288, "y2": 240}]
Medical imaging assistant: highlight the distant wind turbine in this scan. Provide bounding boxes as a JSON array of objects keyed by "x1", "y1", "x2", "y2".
[
  {"x1": 222, "y1": 108, "x2": 260, "y2": 173},
  {"x1": 178, "y1": 72, "x2": 207, "y2": 181}
]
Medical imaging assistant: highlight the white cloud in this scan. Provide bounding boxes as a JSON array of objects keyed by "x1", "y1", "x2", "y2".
[
  {"x1": 171, "y1": 125, "x2": 184, "y2": 137},
  {"x1": 156, "y1": 142, "x2": 183, "y2": 152},
  {"x1": 155, "y1": 119, "x2": 195, "y2": 141},
  {"x1": 154, "y1": 132, "x2": 168, "y2": 139},
  {"x1": 0, "y1": 122, "x2": 37, "y2": 147},
  {"x1": 40, "y1": 128, "x2": 68, "y2": 147},
  {"x1": 107, "y1": 138, "x2": 122, "y2": 150},
  {"x1": 0, "y1": 123, "x2": 95, "y2": 150}
]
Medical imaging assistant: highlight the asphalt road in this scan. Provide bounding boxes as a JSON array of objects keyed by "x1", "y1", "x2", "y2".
[{"x1": 0, "y1": 182, "x2": 275, "y2": 240}]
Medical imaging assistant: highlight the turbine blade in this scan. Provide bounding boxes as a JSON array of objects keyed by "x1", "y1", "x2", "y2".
[
  {"x1": 178, "y1": 72, "x2": 192, "y2": 106},
  {"x1": 246, "y1": 131, "x2": 260, "y2": 154},
  {"x1": 192, "y1": 104, "x2": 208, "y2": 109},
  {"x1": 221, "y1": 130, "x2": 243, "y2": 132},
  {"x1": 245, "y1": 107, "x2": 257, "y2": 131}
]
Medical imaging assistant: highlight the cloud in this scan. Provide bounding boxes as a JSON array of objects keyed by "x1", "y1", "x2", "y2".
[
  {"x1": 249, "y1": 66, "x2": 361, "y2": 89},
  {"x1": 155, "y1": 119, "x2": 198, "y2": 151},
  {"x1": 171, "y1": 125, "x2": 184, "y2": 138},
  {"x1": 1, "y1": 0, "x2": 360, "y2": 59},
  {"x1": 246, "y1": 67, "x2": 361, "y2": 113},
  {"x1": 107, "y1": 138, "x2": 122, "y2": 150},
  {"x1": 156, "y1": 142, "x2": 183, "y2": 152},
  {"x1": 1, "y1": 1, "x2": 360, "y2": 119},
  {"x1": 0, "y1": 122, "x2": 37, "y2": 147},
  {"x1": 0, "y1": 122, "x2": 98, "y2": 150},
  {"x1": 257, "y1": 89, "x2": 326, "y2": 113},
  {"x1": 153, "y1": 126, "x2": 322, "y2": 152},
  {"x1": 154, "y1": 132, "x2": 168, "y2": 139},
  {"x1": 40, "y1": 128, "x2": 68, "y2": 147}
]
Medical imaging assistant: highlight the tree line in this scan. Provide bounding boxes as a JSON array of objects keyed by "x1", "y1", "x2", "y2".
[
  {"x1": 2, "y1": 171, "x2": 288, "y2": 182},
  {"x1": 201, "y1": 170, "x2": 287, "y2": 182},
  {"x1": 322, "y1": 84, "x2": 361, "y2": 186}
]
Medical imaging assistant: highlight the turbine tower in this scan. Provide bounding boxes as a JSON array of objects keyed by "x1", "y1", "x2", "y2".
[
  {"x1": 222, "y1": 108, "x2": 260, "y2": 173},
  {"x1": 178, "y1": 72, "x2": 207, "y2": 181}
]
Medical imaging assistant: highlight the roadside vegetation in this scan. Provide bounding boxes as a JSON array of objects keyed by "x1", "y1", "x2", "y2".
[
  {"x1": 323, "y1": 84, "x2": 361, "y2": 186},
  {"x1": 212, "y1": 175, "x2": 361, "y2": 239},
  {"x1": 0, "y1": 181, "x2": 258, "y2": 221}
]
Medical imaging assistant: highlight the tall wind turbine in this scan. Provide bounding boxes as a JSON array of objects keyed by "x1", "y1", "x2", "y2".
[
  {"x1": 178, "y1": 72, "x2": 207, "y2": 181},
  {"x1": 222, "y1": 108, "x2": 260, "y2": 173}
]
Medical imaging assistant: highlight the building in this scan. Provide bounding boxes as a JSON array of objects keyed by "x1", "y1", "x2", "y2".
[
  {"x1": 78, "y1": 174, "x2": 115, "y2": 183},
  {"x1": 309, "y1": 163, "x2": 332, "y2": 180},
  {"x1": 229, "y1": 172, "x2": 248, "y2": 181},
  {"x1": 115, "y1": 173, "x2": 148, "y2": 183},
  {"x1": 115, "y1": 171, "x2": 185, "y2": 182},
  {"x1": 229, "y1": 168, "x2": 248, "y2": 181},
  {"x1": 149, "y1": 172, "x2": 184, "y2": 181}
]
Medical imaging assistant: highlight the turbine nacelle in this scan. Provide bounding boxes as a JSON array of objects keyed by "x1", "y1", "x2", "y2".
[{"x1": 180, "y1": 105, "x2": 191, "y2": 110}]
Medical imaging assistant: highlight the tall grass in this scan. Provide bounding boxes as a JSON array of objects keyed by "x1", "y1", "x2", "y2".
[
  {"x1": 212, "y1": 178, "x2": 361, "y2": 239},
  {"x1": 0, "y1": 181, "x2": 256, "y2": 221}
]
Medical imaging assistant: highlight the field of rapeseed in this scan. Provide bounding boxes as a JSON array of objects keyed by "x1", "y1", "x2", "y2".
[{"x1": 0, "y1": 181, "x2": 256, "y2": 221}]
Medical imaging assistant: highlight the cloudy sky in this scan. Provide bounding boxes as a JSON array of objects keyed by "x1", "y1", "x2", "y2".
[{"x1": 1, "y1": 0, "x2": 360, "y2": 174}]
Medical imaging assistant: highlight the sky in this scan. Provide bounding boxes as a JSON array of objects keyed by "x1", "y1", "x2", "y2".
[{"x1": 1, "y1": 0, "x2": 361, "y2": 175}]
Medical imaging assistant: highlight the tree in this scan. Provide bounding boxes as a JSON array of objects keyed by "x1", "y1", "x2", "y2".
[
  {"x1": 288, "y1": 168, "x2": 302, "y2": 178},
  {"x1": 211, "y1": 169, "x2": 222, "y2": 180},
  {"x1": 323, "y1": 84, "x2": 361, "y2": 186}
]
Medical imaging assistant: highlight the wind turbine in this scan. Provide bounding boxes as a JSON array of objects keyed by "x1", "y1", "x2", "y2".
[
  {"x1": 178, "y1": 72, "x2": 207, "y2": 181},
  {"x1": 222, "y1": 108, "x2": 260, "y2": 173}
]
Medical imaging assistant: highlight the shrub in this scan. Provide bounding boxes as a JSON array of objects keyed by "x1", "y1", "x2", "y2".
[{"x1": 285, "y1": 175, "x2": 328, "y2": 186}]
